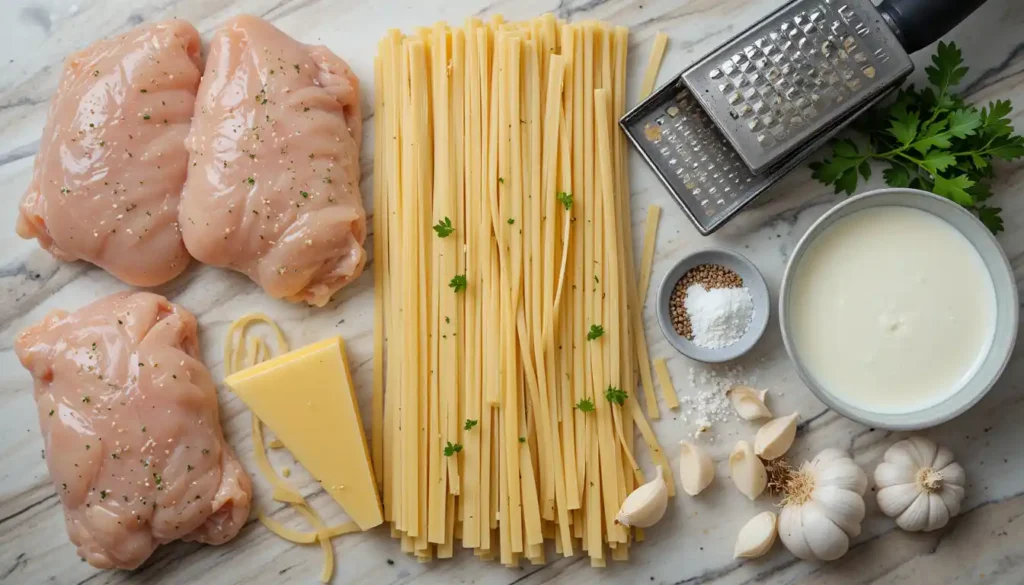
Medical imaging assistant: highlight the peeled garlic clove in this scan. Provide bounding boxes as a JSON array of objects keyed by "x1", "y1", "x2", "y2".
[
  {"x1": 726, "y1": 385, "x2": 772, "y2": 420},
  {"x1": 729, "y1": 441, "x2": 767, "y2": 500},
  {"x1": 678, "y1": 440, "x2": 715, "y2": 496},
  {"x1": 755, "y1": 412, "x2": 799, "y2": 460},
  {"x1": 615, "y1": 466, "x2": 669, "y2": 528},
  {"x1": 734, "y1": 511, "x2": 778, "y2": 558}
]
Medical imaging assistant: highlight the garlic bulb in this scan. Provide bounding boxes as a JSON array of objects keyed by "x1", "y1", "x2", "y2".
[
  {"x1": 678, "y1": 440, "x2": 715, "y2": 496},
  {"x1": 729, "y1": 441, "x2": 767, "y2": 500},
  {"x1": 734, "y1": 511, "x2": 778, "y2": 558},
  {"x1": 754, "y1": 412, "x2": 799, "y2": 460},
  {"x1": 727, "y1": 385, "x2": 772, "y2": 420},
  {"x1": 778, "y1": 448, "x2": 867, "y2": 561},
  {"x1": 615, "y1": 465, "x2": 669, "y2": 528},
  {"x1": 874, "y1": 436, "x2": 966, "y2": 532}
]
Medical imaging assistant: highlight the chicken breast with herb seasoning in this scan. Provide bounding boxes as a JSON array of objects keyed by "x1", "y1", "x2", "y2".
[
  {"x1": 15, "y1": 291, "x2": 252, "y2": 570},
  {"x1": 180, "y1": 15, "x2": 366, "y2": 307},
  {"x1": 16, "y1": 20, "x2": 200, "y2": 287}
]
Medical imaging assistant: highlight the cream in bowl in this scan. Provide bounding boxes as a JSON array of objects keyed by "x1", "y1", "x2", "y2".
[{"x1": 781, "y1": 188, "x2": 1018, "y2": 429}]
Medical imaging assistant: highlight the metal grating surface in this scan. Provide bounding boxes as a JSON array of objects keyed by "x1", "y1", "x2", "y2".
[
  {"x1": 682, "y1": 0, "x2": 912, "y2": 174},
  {"x1": 621, "y1": 76, "x2": 898, "y2": 235},
  {"x1": 621, "y1": 79, "x2": 778, "y2": 235}
]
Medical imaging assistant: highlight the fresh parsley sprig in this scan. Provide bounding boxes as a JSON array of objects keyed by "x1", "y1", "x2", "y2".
[
  {"x1": 433, "y1": 216, "x2": 454, "y2": 238},
  {"x1": 586, "y1": 324, "x2": 604, "y2": 341},
  {"x1": 604, "y1": 386, "x2": 627, "y2": 406},
  {"x1": 449, "y1": 274, "x2": 467, "y2": 292},
  {"x1": 810, "y1": 42, "x2": 1023, "y2": 234},
  {"x1": 557, "y1": 192, "x2": 573, "y2": 210},
  {"x1": 575, "y1": 398, "x2": 595, "y2": 412},
  {"x1": 443, "y1": 441, "x2": 463, "y2": 457}
]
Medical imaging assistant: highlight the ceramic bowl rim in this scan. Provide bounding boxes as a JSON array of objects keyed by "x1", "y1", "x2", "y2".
[
  {"x1": 779, "y1": 187, "x2": 1019, "y2": 430},
  {"x1": 655, "y1": 247, "x2": 770, "y2": 363}
]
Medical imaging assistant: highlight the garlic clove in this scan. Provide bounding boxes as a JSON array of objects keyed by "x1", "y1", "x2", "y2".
[
  {"x1": 813, "y1": 486, "x2": 865, "y2": 537},
  {"x1": 779, "y1": 505, "x2": 816, "y2": 561},
  {"x1": 818, "y1": 460, "x2": 868, "y2": 493},
  {"x1": 895, "y1": 491, "x2": 931, "y2": 532},
  {"x1": 940, "y1": 484, "x2": 965, "y2": 517},
  {"x1": 615, "y1": 465, "x2": 669, "y2": 528},
  {"x1": 754, "y1": 412, "x2": 799, "y2": 460},
  {"x1": 926, "y1": 492, "x2": 949, "y2": 531},
  {"x1": 811, "y1": 448, "x2": 850, "y2": 467},
  {"x1": 734, "y1": 511, "x2": 778, "y2": 558},
  {"x1": 933, "y1": 445, "x2": 956, "y2": 470},
  {"x1": 678, "y1": 440, "x2": 715, "y2": 496},
  {"x1": 876, "y1": 482, "x2": 921, "y2": 518},
  {"x1": 873, "y1": 460, "x2": 916, "y2": 489},
  {"x1": 801, "y1": 502, "x2": 850, "y2": 561},
  {"x1": 907, "y1": 436, "x2": 938, "y2": 467},
  {"x1": 726, "y1": 385, "x2": 772, "y2": 420},
  {"x1": 937, "y1": 461, "x2": 966, "y2": 487},
  {"x1": 883, "y1": 439, "x2": 923, "y2": 468},
  {"x1": 729, "y1": 441, "x2": 767, "y2": 500}
]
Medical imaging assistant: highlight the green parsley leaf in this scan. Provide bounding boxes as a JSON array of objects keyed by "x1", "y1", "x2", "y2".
[
  {"x1": 449, "y1": 274, "x2": 467, "y2": 292},
  {"x1": 433, "y1": 216, "x2": 454, "y2": 238},
  {"x1": 443, "y1": 441, "x2": 463, "y2": 457},
  {"x1": 575, "y1": 398, "x2": 595, "y2": 412},
  {"x1": 810, "y1": 42, "x2": 1020, "y2": 234},
  {"x1": 586, "y1": 324, "x2": 604, "y2": 341},
  {"x1": 518, "y1": 437, "x2": 526, "y2": 443},
  {"x1": 507, "y1": 218, "x2": 515, "y2": 225},
  {"x1": 882, "y1": 163, "x2": 911, "y2": 188},
  {"x1": 888, "y1": 111, "x2": 918, "y2": 145},
  {"x1": 977, "y1": 205, "x2": 1004, "y2": 234},
  {"x1": 557, "y1": 192, "x2": 573, "y2": 210},
  {"x1": 933, "y1": 174, "x2": 975, "y2": 206},
  {"x1": 925, "y1": 41, "x2": 968, "y2": 94},
  {"x1": 604, "y1": 386, "x2": 627, "y2": 406},
  {"x1": 464, "y1": 419, "x2": 478, "y2": 431}
]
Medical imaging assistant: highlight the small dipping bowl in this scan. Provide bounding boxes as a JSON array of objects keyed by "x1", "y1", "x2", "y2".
[
  {"x1": 656, "y1": 248, "x2": 770, "y2": 363},
  {"x1": 780, "y1": 188, "x2": 1019, "y2": 430}
]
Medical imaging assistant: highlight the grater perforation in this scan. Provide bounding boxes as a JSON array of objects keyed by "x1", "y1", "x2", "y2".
[{"x1": 683, "y1": 0, "x2": 913, "y2": 174}]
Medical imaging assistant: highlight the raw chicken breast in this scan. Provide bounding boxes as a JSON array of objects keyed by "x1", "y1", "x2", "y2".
[
  {"x1": 15, "y1": 292, "x2": 252, "y2": 570},
  {"x1": 181, "y1": 15, "x2": 366, "y2": 307},
  {"x1": 16, "y1": 21, "x2": 200, "y2": 287}
]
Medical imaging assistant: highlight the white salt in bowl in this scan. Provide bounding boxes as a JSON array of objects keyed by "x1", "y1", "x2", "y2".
[{"x1": 656, "y1": 248, "x2": 770, "y2": 363}]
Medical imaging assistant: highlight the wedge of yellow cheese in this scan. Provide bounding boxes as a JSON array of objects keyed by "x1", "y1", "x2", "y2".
[{"x1": 225, "y1": 336, "x2": 383, "y2": 530}]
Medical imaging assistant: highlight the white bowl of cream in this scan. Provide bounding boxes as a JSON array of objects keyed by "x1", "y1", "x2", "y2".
[{"x1": 780, "y1": 188, "x2": 1018, "y2": 430}]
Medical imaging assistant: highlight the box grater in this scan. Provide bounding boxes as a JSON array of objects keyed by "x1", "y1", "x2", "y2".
[{"x1": 622, "y1": 0, "x2": 988, "y2": 235}]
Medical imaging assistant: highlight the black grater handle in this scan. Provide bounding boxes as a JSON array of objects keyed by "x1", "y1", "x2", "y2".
[{"x1": 877, "y1": 0, "x2": 988, "y2": 54}]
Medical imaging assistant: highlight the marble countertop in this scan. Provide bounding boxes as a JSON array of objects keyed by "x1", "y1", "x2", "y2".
[{"x1": 1, "y1": 0, "x2": 1023, "y2": 583}]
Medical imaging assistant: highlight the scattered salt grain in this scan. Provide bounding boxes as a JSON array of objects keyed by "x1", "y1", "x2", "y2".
[{"x1": 678, "y1": 365, "x2": 756, "y2": 439}]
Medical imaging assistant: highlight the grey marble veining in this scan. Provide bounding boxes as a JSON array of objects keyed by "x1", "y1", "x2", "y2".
[{"x1": 1, "y1": 0, "x2": 1023, "y2": 584}]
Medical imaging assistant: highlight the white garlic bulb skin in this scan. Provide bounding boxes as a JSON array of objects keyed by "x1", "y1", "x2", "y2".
[
  {"x1": 874, "y1": 436, "x2": 966, "y2": 532},
  {"x1": 778, "y1": 449, "x2": 867, "y2": 561},
  {"x1": 615, "y1": 465, "x2": 669, "y2": 528}
]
